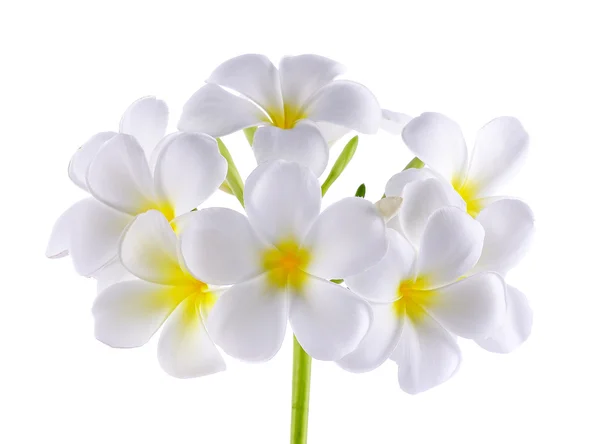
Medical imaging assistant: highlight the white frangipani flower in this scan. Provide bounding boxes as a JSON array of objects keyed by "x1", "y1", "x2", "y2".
[
  {"x1": 179, "y1": 160, "x2": 388, "y2": 362},
  {"x1": 338, "y1": 207, "x2": 506, "y2": 394},
  {"x1": 402, "y1": 112, "x2": 529, "y2": 217},
  {"x1": 46, "y1": 97, "x2": 227, "y2": 277},
  {"x1": 93, "y1": 211, "x2": 225, "y2": 378},
  {"x1": 385, "y1": 172, "x2": 535, "y2": 353},
  {"x1": 178, "y1": 54, "x2": 381, "y2": 176}
]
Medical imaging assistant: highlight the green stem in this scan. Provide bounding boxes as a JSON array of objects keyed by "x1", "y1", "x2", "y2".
[
  {"x1": 216, "y1": 138, "x2": 245, "y2": 206},
  {"x1": 403, "y1": 156, "x2": 425, "y2": 170},
  {"x1": 290, "y1": 336, "x2": 312, "y2": 444}
]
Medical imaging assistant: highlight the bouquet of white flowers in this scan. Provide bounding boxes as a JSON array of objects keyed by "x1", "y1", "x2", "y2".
[{"x1": 47, "y1": 54, "x2": 533, "y2": 444}]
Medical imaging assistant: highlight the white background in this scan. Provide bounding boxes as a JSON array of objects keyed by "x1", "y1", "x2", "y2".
[{"x1": 1, "y1": 1, "x2": 598, "y2": 443}]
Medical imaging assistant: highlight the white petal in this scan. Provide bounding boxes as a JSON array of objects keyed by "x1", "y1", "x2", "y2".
[
  {"x1": 157, "y1": 297, "x2": 226, "y2": 378},
  {"x1": 304, "y1": 80, "x2": 381, "y2": 134},
  {"x1": 385, "y1": 168, "x2": 437, "y2": 198},
  {"x1": 345, "y1": 229, "x2": 416, "y2": 303},
  {"x1": 290, "y1": 275, "x2": 371, "y2": 361},
  {"x1": 415, "y1": 207, "x2": 484, "y2": 288},
  {"x1": 304, "y1": 197, "x2": 387, "y2": 279},
  {"x1": 399, "y1": 178, "x2": 465, "y2": 248},
  {"x1": 337, "y1": 302, "x2": 403, "y2": 372},
  {"x1": 207, "y1": 274, "x2": 288, "y2": 362},
  {"x1": 244, "y1": 160, "x2": 321, "y2": 244},
  {"x1": 428, "y1": 272, "x2": 506, "y2": 339},
  {"x1": 68, "y1": 132, "x2": 117, "y2": 191},
  {"x1": 402, "y1": 112, "x2": 468, "y2": 182},
  {"x1": 154, "y1": 132, "x2": 227, "y2": 215},
  {"x1": 474, "y1": 199, "x2": 535, "y2": 275},
  {"x1": 279, "y1": 54, "x2": 345, "y2": 107},
  {"x1": 180, "y1": 208, "x2": 266, "y2": 285},
  {"x1": 476, "y1": 284, "x2": 533, "y2": 353},
  {"x1": 252, "y1": 121, "x2": 329, "y2": 176},
  {"x1": 93, "y1": 280, "x2": 180, "y2": 348},
  {"x1": 119, "y1": 210, "x2": 188, "y2": 285},
  {"x1": 380, "y1": 110, "x2": 412, "y2": 135},
  {"x1": 467, "y1": 117, "x2": 529, "y2": 196},
  {"x1": 119, "y1": 96, "x2": 169, "y2": 156},
  {"x1": 392, "y1": 313, "x2": 461, "y2": 394},
  {"x1": 315, "y1": 121, "x2": 349, "y2": 146},
  {"x1": 207, "y1": 53, "x2": 283, "y2": 115},
  {"x1": 86, "y1": 134, "x2": 156, "y2": 215},
  {"x1": 46, "y1": 199, "x2": 90, "y2": 259},
  {"x1": 69, "y1": 200, "x2": 134, "y2": 277},
  {"x1": 94, "y1": 258, "x2": 136, "y2": 293},
  {"x1": 375, "y1": 196, "x2": 403, "y2": 223},
  {"x1": 148, "y1": 132, "x2": 180, "y2": 172},
  {"x1": 178, "y1": 84, "x2": 265, "y2": 137}
]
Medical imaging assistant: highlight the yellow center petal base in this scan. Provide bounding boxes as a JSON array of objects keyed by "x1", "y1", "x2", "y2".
[{"x1": 262, "y1": 239, "x2": 311, "y2": 290}]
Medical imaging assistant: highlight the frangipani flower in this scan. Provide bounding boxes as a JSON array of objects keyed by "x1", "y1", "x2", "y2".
[
  {"x1": 178, "y1": 54, "x2": 381, "y2": 176},
  {"x1": 338, "y1": 207, "x2": 506, "y2": 394},
  {"x1": 402, "y1": 112, "x2": 529, "y2": 217},
  {"x1": 179, "y1": 160, "x2": 388, "y2": 361},
  {"x1": 385, "y1": 173, "x2": 535, "y2": 353},
  {"x1": 46, "y1": 97, "x2": 227, "y2": 277},
  {"x1": 93, "y1": 210, "x2": 225, "y2": 378}
]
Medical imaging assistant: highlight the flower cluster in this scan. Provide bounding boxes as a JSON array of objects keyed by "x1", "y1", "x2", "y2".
[{"x1": 47, "y1": 54, "x2": 533, "y2": 394}]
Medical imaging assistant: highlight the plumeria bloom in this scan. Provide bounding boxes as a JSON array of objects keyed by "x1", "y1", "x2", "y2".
[
  {"x1": 338, "y1": 207, "x2": 506, "y2": 394},
  {"x1": 385, "y1": 173, "x2": 535, "y2": 353},
  {"x1": 93, "y1": 210, "x2": 225, "y2": 378},
  {"x1": 178, "y1": 54, "x2": 381, "y2": 176},
  {"x1": 179, "y1": 160, "x2": 388, "y2": 362},
  {"x1": 46, "y1": 97, "x2": 227, "y2": 277},
  {"x1": 402, "y1": 112, "x2": 529, "y2": 217}
]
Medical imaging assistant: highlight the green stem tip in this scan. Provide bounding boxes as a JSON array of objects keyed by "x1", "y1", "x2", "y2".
[{"x1": 290, "y1": 336, "x2": 312, "y2": 444}]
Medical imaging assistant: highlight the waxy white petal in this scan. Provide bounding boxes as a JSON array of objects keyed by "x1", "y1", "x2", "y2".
[
  {"x1": 474, "y1": 199, "x2": 535, "y2": 275},
  {"x1": 428, "y1": 272, "x2": 506, "y2": 339},
  {"x1": 337, "y1": 302, "x2": 403, "y2": 372},
  {"x1": 208, "y1": 274, "x2": 288, "y2": 362},
  {"x1": 178, "y1": 84, "x2": 265, "y2": 137},
  {"x1": 415, "y1": 207, "x2": 484, "y2": 288},
  {"x1": 244, "y1": 160, "x2": 321, "y2": 244},
  {"x1": 119, "y1": 210, "x2": 188, "y2": 285},
  {"x1": 69, "y1": 200, "x2": 134, "y2": 277},
  {"x1": 399, "y1": 178, "x2": 465, "y2": 247},
  {"x1": 180, "y1": 208, "x2": 266, "y2": 285},
  {"x1": 304, "y1": 80, "x2": 381, "y2": 134},
  {"x1": 380, "y1": 110, "x2": 411, "y2": 135},
  {"x1": 93, "y1": 280, "x2": 180, "y2": 348},
  {"x1": 467, "y1": 117, "x2": 529, "y2": 196},
  {"x1": 154, "y1": 132, "x2": 226, "y2": 216},
  {"x1": 94, "y1": 258, "x2": 136, "y2": 293},
  {"x1": 158, "y1": 297, "x2": 226, "y2": 378},
  {"x1": 68, "y1": 132, "x2": 117, "y2": 191},
  {"x1": 279, "y1": 54, "x2": 345, "y2": 107},
  {"x1": 86, "y1": 134, "x2": 156, "y2": 215},
  {"x1": 392, "y1": 313, "x2": 461, "y2": 394},
  {"x1": 304, "y1": 197, "x2": 387, "y2": 279},
  {"x1": 290, "y1": 275, "x2": 372, "y2": 361},
  {"x1": 207, "y1": 53, "x2": 283, "y2": 116},
  {"x1": 385, "y1": 168, "x2": 437, "y2": 198},
  {"x1": 46, "y1": 198, "x2": 92, "y2": 259},
  {"x1": 315, "y1": 121, "x2": 349, "y2": 146},
  {"x1": 476, "y1": 284, "x2": 533, "y2": 353},
  {"x1": 119, "y1": 96, "x2": 169, "y2": 156},
  {"x1": 253, "y1": 121, "x2": 329, "y2": 176},
  {"x1": 345, "y1": 229, "x2": 416, "y2": 303},
  {"x1": 402, "y1": 112, "x2": 468, "y2": 182}
]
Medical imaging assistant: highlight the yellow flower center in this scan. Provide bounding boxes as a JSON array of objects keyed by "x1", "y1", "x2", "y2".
[
  {"x1": 452, "y1": 177, "x2": 484, "y2": 218},
  {"x1": 265, "y1": 103, "x2": 307, "y2": 129},
  {"x1": 392, "y1": 276, "x2": 437, "y2": 322},
  {"x1": 262, "y1": 239, "x2": 311, "y2": 290}
]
